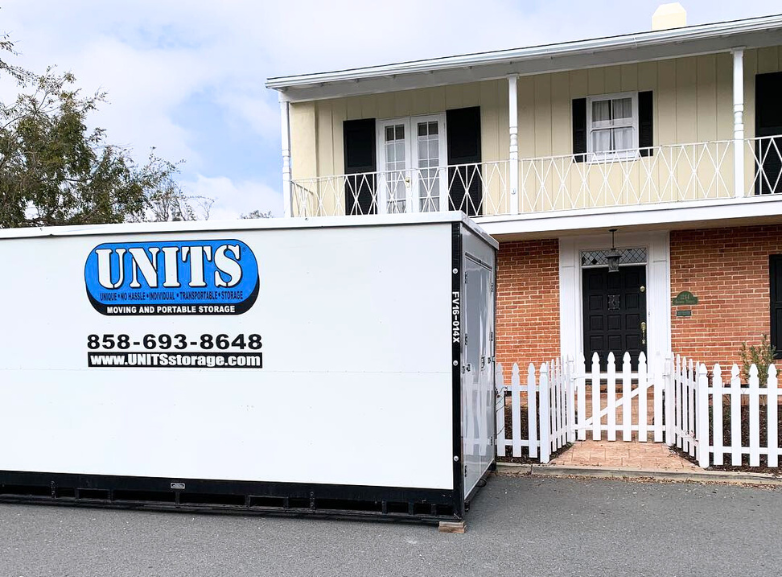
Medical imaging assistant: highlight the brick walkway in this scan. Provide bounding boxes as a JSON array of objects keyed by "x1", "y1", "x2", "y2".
[{"x1": 550, "y1": 440, "x2": 699, "y2": 471}]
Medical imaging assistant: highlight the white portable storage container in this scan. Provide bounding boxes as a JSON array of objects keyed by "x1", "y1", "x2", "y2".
[{"x1": 0, "y1": 212, "x2": 496, "y2": 522}]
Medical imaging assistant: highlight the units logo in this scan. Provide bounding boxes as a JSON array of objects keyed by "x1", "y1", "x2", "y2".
[{"x1": 84, "y1": 239, "x2": 259, "y2": 315}]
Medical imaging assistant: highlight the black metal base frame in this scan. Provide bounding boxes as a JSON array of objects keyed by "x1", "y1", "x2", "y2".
[{"x1": 0, "y1": 470, "x2": 462, "y2": 524}]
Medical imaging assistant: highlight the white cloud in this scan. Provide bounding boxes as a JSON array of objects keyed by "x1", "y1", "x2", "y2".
[{"x1": 182, "y1": 175, "x2": 283, "y2": 220}]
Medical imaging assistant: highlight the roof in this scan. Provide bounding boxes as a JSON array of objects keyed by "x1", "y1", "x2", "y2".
[{"x1": 267, "y1": 13, "x2": 782, "y2": 101}]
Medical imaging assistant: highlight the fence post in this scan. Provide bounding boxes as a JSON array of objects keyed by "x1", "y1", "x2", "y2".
[
  {"x1": 539, "y1": 363, "x2": 551, "y2": 463},
  {"x1": 768, "y1": 365, "x2": 779, "y2": 468},
  {"x1": 748, "y1": 364, "x2": 760, "y2": 467},
  {"x1": 527, "y1": 363, "x2": 538, "y2": 459},
  {"x1": 712, "y1": 364, "x2": 724, "y2": 466},
  {"x1": 688, "y1": 358, "x2": 696, "y2": 458},
  {"x1": 495, "y1": 363, "x2": 505, "y2": 459},
  {"x1": 591, "y1": 352, "x2": 601, "y2": 441},
  {"x1": 730, "y1": 364, "x2": 742, "y2": 466},
  {"x1": 511, "y1": 364, "x2": 523, "y2": 458},
  {"x1": 552, "y1": 358, "x2": 561, "y2": 450},
  {"x1": 697, "y1": 363, "x2": 710, "y2": 468},
  {"x1": 663, "y1": 353, "x2": 673, "y2": 445},
  {"x1": 638, "y1": 352, "x2": 648, "y2": 443},
  {"x1": 607, "y1": 352, "x2": 617, "y2": 442},
  {"x1": 675, "y1": 355, "x2": 683, "y2": 449},
  {"x1": 622, "y1": 352, "x2": 632, "y2": 442},
  {"x1": 566, "y1": 356, "x2": 576, "y2": 444},
  {"x1": 576, "y1": 353, "x2": 586, "y2": 441}
]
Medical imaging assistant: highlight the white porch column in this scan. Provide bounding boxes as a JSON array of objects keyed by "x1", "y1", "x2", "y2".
[
  {"x1": 508, "y1": 75, "x2": 519, "y2": 215},
  {"x1": 732, "y1": 48, "x2": 745, "y2": 198},
  {"x1": 280, "y1": 94, "x2": 293, "y2": 217}
]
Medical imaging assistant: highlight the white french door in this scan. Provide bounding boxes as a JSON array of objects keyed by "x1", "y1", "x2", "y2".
[{"x1": 377, "y1": 114, "x2": 447, "y2": 214}]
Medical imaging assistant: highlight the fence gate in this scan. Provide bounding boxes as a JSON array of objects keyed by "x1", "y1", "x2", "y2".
[
  {"x1": 573, "y1": 351, "x2": 666, "y2": 443},
  {"x1": 496, "y1": 351, "x2": 672, "y2": 463}
]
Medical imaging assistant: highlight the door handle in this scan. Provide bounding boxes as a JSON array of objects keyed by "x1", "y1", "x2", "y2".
[{"x1": 641, "y1": 321, "x2": 647, "y2": 345}]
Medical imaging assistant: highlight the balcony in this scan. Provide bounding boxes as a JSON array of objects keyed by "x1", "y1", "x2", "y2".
[{"x1": 289, "y1": 136, "x2": 782, "y2": 219}]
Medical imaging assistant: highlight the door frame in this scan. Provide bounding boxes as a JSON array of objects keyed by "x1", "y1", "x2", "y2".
[
  {"x1": 376, "y1": 114, "x2": 448, "y2": 214},
  {"x1": 560, "y1": 231, "x2": 670, "y2": 365}
]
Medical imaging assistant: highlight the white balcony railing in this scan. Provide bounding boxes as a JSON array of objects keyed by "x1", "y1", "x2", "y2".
[
  {"x1": 291, "y1": 161, "x2": 510, "y2": 218},
  {"x1": 289, "y1": 136, "x2": 782, "y2": 218}
]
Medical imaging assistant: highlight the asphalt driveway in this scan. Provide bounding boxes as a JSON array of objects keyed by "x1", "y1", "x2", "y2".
[{"x1": 0, "y1": 476, "x2": 779, "y2": 577}]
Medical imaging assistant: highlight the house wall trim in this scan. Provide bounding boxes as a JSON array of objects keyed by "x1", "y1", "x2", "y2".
[{"x1": 559, "y1": 231, "x2": 671, "y2": 364}]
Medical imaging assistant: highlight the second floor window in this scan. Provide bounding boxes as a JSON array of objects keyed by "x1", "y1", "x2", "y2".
[{"x1": 587, "y1": 93, "x2": 638, "y2": 159}]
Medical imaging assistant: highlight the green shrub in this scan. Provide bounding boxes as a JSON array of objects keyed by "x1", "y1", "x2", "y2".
[{"x1": 739, "y1": 334, "x2": 777, "y2": 387}]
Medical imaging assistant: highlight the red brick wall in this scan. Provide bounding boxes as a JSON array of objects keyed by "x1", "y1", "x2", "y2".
[
  {"x1": 670, "y1": 225, "x2": 782, "y2": 368},
  {"x1": 496, "y1": 239, "x2": 560, "y2": 371}
]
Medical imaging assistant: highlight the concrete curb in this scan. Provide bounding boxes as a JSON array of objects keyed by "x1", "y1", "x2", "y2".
[{"x1": 496, "y1": 462, "x2": 782, "y2": 485}]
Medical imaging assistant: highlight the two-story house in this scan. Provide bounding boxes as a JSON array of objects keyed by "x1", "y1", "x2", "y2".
[{"x1": 266, "y1": 7, "x2": 782, "y2": 373}]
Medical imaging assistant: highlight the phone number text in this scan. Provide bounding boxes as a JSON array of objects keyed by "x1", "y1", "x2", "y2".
[{"x1": 86, "y1": 334, "x2": 262, "y2": 351}]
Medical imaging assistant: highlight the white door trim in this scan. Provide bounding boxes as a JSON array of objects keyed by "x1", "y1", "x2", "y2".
[
  {"x1": 376, "y1": 115, "x2": 447, "y2": 214},
  {"x1": 559, "y1": 231, "x2": 671, "y2": 364}
]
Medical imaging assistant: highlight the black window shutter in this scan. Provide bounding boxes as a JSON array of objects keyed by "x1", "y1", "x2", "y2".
[
  {"x1": 755, "y1": 72, "x2": 782, "y2": 195},
  {"x1": 446, "y1": 107, "x2": 482, "y2": 216},
  {"x1": 343, "y1": 118, "x2": 376, "y2": 215},
  {"x1": 572, "y1": 98, "x2": 587, "y2": 163},
  {"x1": 771, "y1": 255, "x2": 782, "y2": 357},
  {"x1": 639, "y1": 91, "x2": 654, "y2": 157}
]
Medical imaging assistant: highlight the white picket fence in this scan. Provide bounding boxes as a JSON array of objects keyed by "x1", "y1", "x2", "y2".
[
  {"x1": 496, "y1": 352, "x2": 782, "y2": 469},
  {"x1": 495, "y1": 359, "x2": 573, "y2": 463},
  {"x1": 496, "y1": 352, "x2": 666, "y2": 463},
  {"x1": 692, "y1": 360, "x2": 781, "y2": 468}
]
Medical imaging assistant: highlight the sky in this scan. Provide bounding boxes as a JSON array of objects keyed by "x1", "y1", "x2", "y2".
[{"x1": 1, "y1": 1, "x2": 780, "y2": 220}]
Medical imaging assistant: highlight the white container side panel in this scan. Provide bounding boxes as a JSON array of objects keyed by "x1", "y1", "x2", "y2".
[
  {"x1": 0, "y1": 224, "x2": 454, "y2": 490},
  {"x1": 461, "y1": 227, "x2": 496, "y2": 498}
]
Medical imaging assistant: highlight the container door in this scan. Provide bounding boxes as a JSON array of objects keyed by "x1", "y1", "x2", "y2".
[
  {"x1": 462, "y1": 254, "x2": 493, "y2": 498},
  {"x1": 480, "y1": 263, "x2": 496, "y2": 477}
]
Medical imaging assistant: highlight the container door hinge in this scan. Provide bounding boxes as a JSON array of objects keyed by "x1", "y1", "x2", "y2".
[{"x1": 464, "y1": 465, "x2": 468, "y2": 477}]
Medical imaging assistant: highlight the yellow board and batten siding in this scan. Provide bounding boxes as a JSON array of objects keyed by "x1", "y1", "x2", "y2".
[
  {"x1": 289, "y1": 48, "x2": 782, "y2": 216},
  {"x1": 290, "y1": 81, "x2": 508, "y2": 215}
]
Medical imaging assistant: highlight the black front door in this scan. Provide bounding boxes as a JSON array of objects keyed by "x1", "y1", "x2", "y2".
[
  {"x1": 583, "y1": 266, "x2": 647, "y2": 370},
  {"x1": 756, "y1": 72, "x2": 782, "y2": 195}
]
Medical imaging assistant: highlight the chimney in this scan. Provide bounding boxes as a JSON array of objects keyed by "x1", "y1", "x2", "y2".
[{"x1": 652, "y1": 3, "x2": 687, "y2": 31}]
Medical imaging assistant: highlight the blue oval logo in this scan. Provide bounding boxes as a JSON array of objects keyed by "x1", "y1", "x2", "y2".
[{"x1": 84, "y1": 239, "x2": 259, "y2": 315}]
